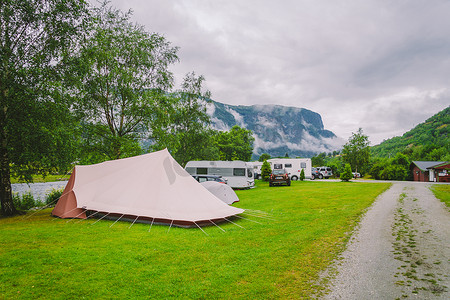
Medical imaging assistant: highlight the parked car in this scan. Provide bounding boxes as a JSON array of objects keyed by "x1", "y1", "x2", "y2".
[
  {"x1": 191, "y1": 175, "x2": 227, "y2": 184},
  {"x1": 311, "y1": 167, "x2": 320, "y2": 179},
  {"x1": 316, "y1": 166, "x2": 333, "y2": 179},
  {"x1": 269, "y1": 169, "x2": 291, "y2": 187},
  {"x1": 352, "y1": 172, "x2": 361, "y2": 178}
]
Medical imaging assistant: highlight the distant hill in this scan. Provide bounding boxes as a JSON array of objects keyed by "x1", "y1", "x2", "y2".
[
  {"x1": 371, "y1": 106, "x2": 449, "y2": 158},
  {"x1": 206, "y1": 101, "x2": 344, "y2": 158}
]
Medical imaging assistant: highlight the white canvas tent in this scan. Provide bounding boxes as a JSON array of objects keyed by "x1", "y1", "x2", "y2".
[
  {"x1": 52, "y1": 149, "x2": 244, "y2": 227},
  {"x1": 200, "y1": 181, "x2": 239, "y2": 205}
]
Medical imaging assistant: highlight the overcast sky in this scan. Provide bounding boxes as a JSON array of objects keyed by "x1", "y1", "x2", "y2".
[{"x1": 106, "y1": 0, "x2": 449, "y2": 145}]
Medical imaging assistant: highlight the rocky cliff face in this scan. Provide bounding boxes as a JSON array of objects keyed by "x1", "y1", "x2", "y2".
[{"x1": 206, "y1": 101, "x2": 344, "y2": 158}]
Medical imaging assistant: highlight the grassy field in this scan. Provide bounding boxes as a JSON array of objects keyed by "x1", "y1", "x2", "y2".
[
  {"x1": 430, "y1": 184, "x2": 450, "y2": 207},
  {"x1": 0, "y1": 180, "x2": 390, "y2": 299}
]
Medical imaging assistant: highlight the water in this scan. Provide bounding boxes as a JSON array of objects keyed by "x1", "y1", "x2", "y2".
[{"x1": 11, "y1": 181, "x2": 68, "y2": 202}]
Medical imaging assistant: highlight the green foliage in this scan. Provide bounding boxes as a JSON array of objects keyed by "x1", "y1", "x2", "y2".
[
  {"x1": 300, "y1": 169, "x2": 305, "y2": 181},
  {"x1": 258, "y1": 153, "x2": 271, "y2": 162},
  {"x1": 152, "y1": 72, "x2": 216, "y2": 166},
  {"x1": 261, "y1": 160, "x2": 272, "y2": 181},
  {"x1": 372, "y1": 106, "x2": 449, "y2": 161},
  {"x1": 12, "y1": 192, "x2": 43, "y2": 211},
  {"x1": 45, "y1": 188, "x2": 64, "y2": 206},
  {"x1": 369, "y1": 153, "x2": 411, "y2": 181},
  {"x1": 68, "y1": 2, "x2": 179, "y2": 160},
  {"x1": 0, "y1": 181, "x2": 391, "y2": 299},
  {"x1": 215, "y1": 125, "x2": 255, "y2": 161},
  {"x1": 0, "y1": 0, "x2": 89, "y2": 216},
  {"x1": 342, "y1": 128, "x2": 370, "y2": 174},
  {"x1": 340, "y1": 164, "x2": 353, "y2": 181}
]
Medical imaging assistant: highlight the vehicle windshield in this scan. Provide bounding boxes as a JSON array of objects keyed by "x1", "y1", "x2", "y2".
[{"x1": 272, "y1": 169, "x2": 286, "y2": 175}]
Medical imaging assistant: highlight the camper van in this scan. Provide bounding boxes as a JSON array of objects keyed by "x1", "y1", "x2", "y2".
[
  {"x1": 267, "y1": 158, "x2": 312, "y2": 180},
  {"x1": 185, "y1": 160, "x2": 255, "y2": 189}
]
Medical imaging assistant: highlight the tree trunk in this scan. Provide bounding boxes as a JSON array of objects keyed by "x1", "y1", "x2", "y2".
[{"x1": 0, "y1": 115, "x2": 16, "y2": 216}]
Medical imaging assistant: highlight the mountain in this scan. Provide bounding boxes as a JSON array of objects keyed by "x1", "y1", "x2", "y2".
[
  {"x1": 371, "y1": 106, "x2": 449, "y2": 158},
  {"x1": 206, "y1": 101, "x2": 344, "y2": 158}
]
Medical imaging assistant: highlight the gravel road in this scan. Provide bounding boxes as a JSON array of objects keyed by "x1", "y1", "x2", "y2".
[{"x1": 322, "y1": 182, "x2": 449, "y2": 299}]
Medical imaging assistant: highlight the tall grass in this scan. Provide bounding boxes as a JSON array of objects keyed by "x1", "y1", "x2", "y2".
[{"x1": 0, "y1": 181, "x2": 390, "y2": 299}]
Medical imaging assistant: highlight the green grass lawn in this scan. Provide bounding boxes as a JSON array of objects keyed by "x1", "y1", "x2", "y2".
[
  {"x1": 0, "y1": 181, "x2": 390, "y2": 299},
  {"x1": 430, "y1": 184, "x2": 450, "y2": 207}
]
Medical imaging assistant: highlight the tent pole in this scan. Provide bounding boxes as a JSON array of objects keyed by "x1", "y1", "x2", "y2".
[
  {"x1": 91, "y1": 213, "x2": 110, "y2": 225},
  {"x1": 129, "y1": 216, "x2": 139, "y2": 229},
  {"x1": 110, "y1": 214, "x2": 124, "y2": 228},
  {"x1": 224, "y1": 217, "x2": 245, "y2": 229},
  {"x1": 194, "y1": 222, "x2": 209, "y2": 236}
]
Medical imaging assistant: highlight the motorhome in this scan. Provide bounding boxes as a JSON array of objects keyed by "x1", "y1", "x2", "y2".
[
  {"x1": 185, "y1": 160, "x2": 255, "y2": 189},
  {"x1": 251, "y1": 161, "x2": 264, "y2": 179},
  {"x1": 267, "y1": 158, "x2": 312, "y2": 180}
]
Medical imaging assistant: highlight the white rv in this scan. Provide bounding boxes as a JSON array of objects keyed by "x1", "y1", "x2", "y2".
[
  {"x1": 267, "y1": 158, "x2": 312, "y2": 180},
  {"x1": 185, "y1": 160, "x2": 255, "y2": 189}
]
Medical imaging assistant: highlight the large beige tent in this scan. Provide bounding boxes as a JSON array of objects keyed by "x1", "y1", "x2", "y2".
[{"x1": 52, "y1": 149, "x2": 244, "y2": 227}]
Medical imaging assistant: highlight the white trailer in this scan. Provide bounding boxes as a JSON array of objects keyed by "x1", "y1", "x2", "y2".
[
  {"x1": 251, "y1": 161, "x2": 264, "y2": 179},
  {"x1": 185, "y1": 160, "x2": 255, "y2": 189},
  {"x1": 267, "y1": 158, "x2": 312, "y2": 180}
]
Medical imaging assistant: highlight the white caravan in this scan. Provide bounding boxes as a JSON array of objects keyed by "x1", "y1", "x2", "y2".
[
  {"x1": 185, "y1": 160, "x2": 255, "y2": 189},
  {"x1": 267, "y1": 158, "x2": 312, "y2": 180}
]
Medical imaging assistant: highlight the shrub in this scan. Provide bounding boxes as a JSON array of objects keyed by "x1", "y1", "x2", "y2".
[
  {"x1": 45, "y1": 188, "x2": 64, "y2": 206},
  {"x1": 261, "y1": 160, "x2": 272, "y2": 181},
  {"x1": 300, "y1": 169, "x2": 305, "y2": 181},
  {"x1": 340, "y1": 164, "x2": 353, "y2": 182},
  {"x1": 13, "y1": 192, "x2": 42, "y2": 210}
]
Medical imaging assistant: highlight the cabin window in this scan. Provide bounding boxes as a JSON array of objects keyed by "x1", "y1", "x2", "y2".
[
  {"x1": 285, "y1": 163, "x2": 292, "y2": 168},
  {"x1": 233, "y1": 168, "x2": 246, "y2": 176},
  {"x1": 197, "y1": 167, "x2": 208, "y2": 175},
  {"x1": 273, "y1": 164, "x2": 282, "y2": 169},
  {"x1": 209, "y1": 167, "x2": 233, "y2": 176},
  {"x1": 301, "y1": 162, "x2": 306, "y2": 168},
  {"x1": 185, "y1": 167, "x2": 195, "y2": 175}
]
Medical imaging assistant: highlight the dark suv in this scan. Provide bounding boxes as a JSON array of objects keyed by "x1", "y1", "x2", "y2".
[{"x1": 269, "y1": 169, "x2": 291, "y2": 187}]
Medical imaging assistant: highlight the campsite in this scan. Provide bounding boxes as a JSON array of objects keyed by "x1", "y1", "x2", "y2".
[{"x1": 0, "y1": 180, "x2": 391, "y2": 299}]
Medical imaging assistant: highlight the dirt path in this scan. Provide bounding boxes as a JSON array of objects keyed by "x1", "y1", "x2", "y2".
[{"x1": 322, "y1": 182, "x2": 449, "y2": 299}]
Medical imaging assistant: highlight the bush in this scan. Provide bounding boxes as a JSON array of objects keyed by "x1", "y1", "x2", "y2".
[
  {"x1": 300, "y1": 169, "x2": 305, "y2": 181},
  {"x1": 340, "y1": 164, "x2": 353, "y2": 182},
  {"x1": 45, "y1": 188, "x2": 64, "y2": 206},
  {"x1": 12, "y1": 192, "x2": 42, "y2": 210},
  {"x1": 261, "y1": 160, "x2": 272, "y2": 181}
]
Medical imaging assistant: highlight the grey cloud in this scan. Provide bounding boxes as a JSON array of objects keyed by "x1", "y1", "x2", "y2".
[{"x1": 106, "y1": 0, "x2": 450, "y2": 144}]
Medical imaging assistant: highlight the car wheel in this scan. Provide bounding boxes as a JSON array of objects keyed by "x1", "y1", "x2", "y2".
[
  {"x1": 311, "y1": 175, "x2": 315, "y2": 180},
  {"x1": 319, "y1": 174, "x2": 323, "y2": 179},
  {"x1": 291, "y1": 175, "x2": 298, "y2": 181}
]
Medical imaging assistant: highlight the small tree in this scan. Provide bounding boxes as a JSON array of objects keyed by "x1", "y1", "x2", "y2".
[
  {"x1": 341, "y1": 164, "x2": 353, "y2": 182},
  {"x1": 261, "y1": 160, "x2": 272, "y2": 181},
  {"x1": 342, "y1": 128, "x2": 370, "y2": 176},
  {"x1": 300, "y1": 169, "x2": 305, "y2": 181}
]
